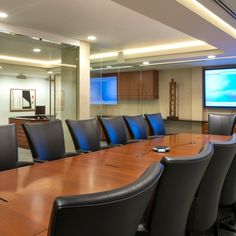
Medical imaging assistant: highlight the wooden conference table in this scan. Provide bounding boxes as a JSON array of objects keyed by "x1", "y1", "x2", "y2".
[{"x1": 0, "y1": 133, "x2": 230, "y2": 236}]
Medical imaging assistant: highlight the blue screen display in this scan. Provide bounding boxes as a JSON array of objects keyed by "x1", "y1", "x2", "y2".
[
  {"x1": 90, "y1": 76, "x2": 118, "y2": 105},
  {"x1": 204, "y1": 68, "x2": 236, "y2": 108}
]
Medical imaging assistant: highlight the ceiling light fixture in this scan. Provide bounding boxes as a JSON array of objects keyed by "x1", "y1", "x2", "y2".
[
  {"x1": 208, "y1": 55, "x2": 216, "y2": 59},
  {"x1": 176, "y1": 0, "x2": 236, "y2": 39},
  {"x1": 142, "y1": 61, "x2": 150, "y2": 65},
  {"x1": 90, "y1": 65, "x2": 133, "y2": 71},
  {"x1": 87, "y1": 35, "x2": 97, "y2": 41},
  {"x1": 106, "y1": 65, "x2": 112, "y2": 68},
  {"x1": 33, "y1": 48, "x2": 41, "y2": 53},
  {"x1": 0, "y1": 66, "x2": 2, "y2": 69},
  {"x1": 0, "y1": 12, "x2": 8, "y2": 18},
  {"x1": 48, "y1": 71, "x2": 53, "y2": 74}
]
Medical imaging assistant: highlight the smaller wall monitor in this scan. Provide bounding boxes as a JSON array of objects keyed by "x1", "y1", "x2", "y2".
[{"x1": 90, "y1": 76, "x2": 118, "y2": 105}]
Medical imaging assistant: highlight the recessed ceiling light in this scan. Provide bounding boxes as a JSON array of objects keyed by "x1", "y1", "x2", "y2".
[
  {"x1": 208, "y1": 55, "x2": 216, "y2": 59},
  {"x1": 0, "y1": 66, "x2": 2, "y2": 69},
  {"x1": 106, "y1": 65, "x2": 112, "y2": 68},
  {"x1": 48, "y1": 71, "x2": 53, "y2": 74},
  {"x1": 0, "y1": 12, "x2": 8, "y2": 18},
  {"x1": 33, "y1": 48, "x2": 41, "y2": 53},
  {"x1": 143, "y1": 61, "x2": 150, "y2": 65},
  {"x1": 87, "y1": 35, "x2": 96, "y2": 41}
]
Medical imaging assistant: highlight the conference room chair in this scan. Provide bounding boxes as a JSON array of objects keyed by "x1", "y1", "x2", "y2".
[
  {"x1": 218, "y1": 153, "x2": 236, "y2": 233},
  {"x1": 22, "y1": 120, "x2": 78, "y2": 162},
  {"x1": 208, "y1": 113, "x2": 236, "y2": 135},
  {"x1": 144, "y1": 113, "x2": 166, "y2": 135},
  {"x1": 136, "y1": 143, "x2": 213, "y2": 236},
  {"x1": 0, "y1": 124, "x2": 33, "y2": 171},
  {"x1": 123, "y1": 115, "x2": 159, "y2": 140},
  {"x1": 99, "y1": 116, "x2": 139, "y2": 145},
  {"x1": 186, "y1": 134, "x2": 236, "y2": 235},
  {"x1": 47, "y1": 162, "x2": 164, "y2": 236},
  {"x1": 66, "y1": 118, "x2": 111, "y2": 152}
]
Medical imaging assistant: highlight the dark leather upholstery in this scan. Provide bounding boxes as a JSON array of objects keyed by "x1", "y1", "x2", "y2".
[
  {"x1": 138, "y1": 143, "x2": 213, "y2": 236},
  {"x1": 66, "y1": 118, "x2": 102, "y2": 152},
  {"x1": 0, "y1": 124, "x2": 33, "y2": 171},
  {"x1": 124, "y1": 115, "x2": 148, "y2": 139},
  {"x1": 187, "y1": 135, "x2": 236, "y2": 234},
  {"x1": 144, "y1": 113, "x2": 166, "y2": 135},
  {"x1": 99, "y1": 116, "x2": 130, "y2": 145},
  {"x1": 22, "y1": 120, "x2": 78, "y2": 161},
  {"x1": 47, "y1": 162, "x2": 164, "y2": 236},
  {"x1": 208, "y1": 113, "x2": 236, "y2": 135}
]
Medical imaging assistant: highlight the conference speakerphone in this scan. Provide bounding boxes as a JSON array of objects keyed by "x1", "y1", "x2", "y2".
[{"x1": 152, "y1": 146, "x2": 170, "y2": 153}]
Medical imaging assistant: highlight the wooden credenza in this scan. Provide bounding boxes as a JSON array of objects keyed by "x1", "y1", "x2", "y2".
[{"x1": 9, "y1": 116, "x2": 50, "y2": 149}]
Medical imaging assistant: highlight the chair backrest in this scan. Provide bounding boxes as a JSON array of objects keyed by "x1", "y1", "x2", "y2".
[
  {"x1": 187, "y1": 135, "x2": 236, "y2": 233},
  {"x1": 144, "y1": 113, "x2": 166, "y2": 135},
  {"x1": 47, "y1": 162, "x2": 164, "y2": 236},
  {"x1": 123, "y1": 115, "x2": 148, "y2": 139},
  {"x1": 208, "y1": 113, "x2": 236, "y2": 135},
  {"x1": 145, "y1": 143, "x2": 213, "y2": 236},
  {"x1": 0, "y1": 124, "x2": 18, "y2": 171},
  {"x1": 220, "y1": 153, "x2": 236, "y2": 206},
  {"x1": 98, "y1": 116, "x2": 129, "y2": 145},
  {"x1": 66, "y1": 118, "x2": 101, "y2": 152},
  {"x1": 22, "y1": 120, "x2": 66, "y2": 161}
]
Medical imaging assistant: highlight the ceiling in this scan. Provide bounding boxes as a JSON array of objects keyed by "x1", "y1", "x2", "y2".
[{"x1": 0, "y1": 0, "x2": 236, "y2": 70}]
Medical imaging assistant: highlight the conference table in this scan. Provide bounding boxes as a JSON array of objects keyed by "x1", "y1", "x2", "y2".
[{"x1": 0, "y1": 133, "x2": 230, "y2": 236}]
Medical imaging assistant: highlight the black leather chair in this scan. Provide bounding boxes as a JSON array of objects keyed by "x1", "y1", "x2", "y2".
[
  {"x1": 123, "y1": 115, "x2": 154, "y2": 140},
  {"x1": 186, "y1": 135, "x2": 236, "y2": 235},
  {"x1": 208, "y1": 113, "x2": 236, "y2": 135},
  {"x1": 99, "y1": 116, "x2": 138, "y2": 145},
  {"x1": 137, "y1": 143, "x2": 214, "y2": 236},
  {"x1": 47, "y1": 162, "x2": 164, "y2": 236},
  {"x1": 218, "y1": 151, "x2": 236, "y2": 232},
  {"x1": 0, "y1": 124, "x2": 33, "y2": 171},
  {"x1": 66, "y1": 118, "x2": 111, "y2": 152},
  {"x1": 144, "y1": 113, "x2": 166, "y2": 135},
  {"x1": 22, "y1": 120, "x2": 78, "y2": 162}
]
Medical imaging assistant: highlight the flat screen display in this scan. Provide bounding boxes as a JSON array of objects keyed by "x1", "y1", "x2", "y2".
[
  {"x1": 203, "y1": 67, "x2": 236, "y2": 108},
  {"x1": 90, "y1": 76, "x2": 118, "y2": 105}
]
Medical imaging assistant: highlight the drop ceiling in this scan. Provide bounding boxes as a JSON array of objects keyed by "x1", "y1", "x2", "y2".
[{"x1": 0, "y1": 0, "x2": 236, "y2": 70}]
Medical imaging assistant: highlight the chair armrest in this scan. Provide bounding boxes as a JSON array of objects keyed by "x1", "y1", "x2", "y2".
[
  {"x1": 63, "y1": 152, "x2": 82, "y2": 158},
  {"x1": 33, "y1": 159, "x2": 47, "y2": 163},
  {"x1": 16, "y1": 161, "x2": 34, "y2": 167}
]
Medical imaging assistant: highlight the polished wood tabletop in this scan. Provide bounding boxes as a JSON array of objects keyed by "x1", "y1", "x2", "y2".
[{"x1": 0, "y1": 133, "x2": 230, "y2": 236}]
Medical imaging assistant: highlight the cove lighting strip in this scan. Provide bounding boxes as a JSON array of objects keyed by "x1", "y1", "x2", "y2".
[
  {"x1": 90, "y1": 65, "x2": 133, "y2": 71},
  {"x1": 122, "y1": 40, "x2": 207, "y2": 55},
  {"x1": 177, "y1": 0, "x2": 236, "y2": 39},
  {"x1": 0, "y1": 55, "x2": 76, "y2": 68},
  {"x1": 140, "y1": 55, "x2": 236, "y2": 66},
  {"x1": 90, "y1": 40, "x2": 210, "y2": 60},
  {"x1": 90, "y1": 52, "x2": 119, "y2": 60}
]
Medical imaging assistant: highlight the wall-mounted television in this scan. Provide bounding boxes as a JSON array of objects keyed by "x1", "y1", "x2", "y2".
[
  {"x1": 203, "y1": 67, "x2": 236, "y2": 108},
  {"x1": 90, "y1": 76, "x2": 118, "y2": 105}
]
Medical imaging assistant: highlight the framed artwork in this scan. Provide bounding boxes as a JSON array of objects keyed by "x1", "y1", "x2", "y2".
[{"x1": 10, "y1": 89, "x2": 36, "y2": 112}]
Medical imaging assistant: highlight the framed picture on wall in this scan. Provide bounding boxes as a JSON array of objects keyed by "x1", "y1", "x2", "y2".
[{"x1": 10, "y1": 89, "x2": 36, "y2": 112}]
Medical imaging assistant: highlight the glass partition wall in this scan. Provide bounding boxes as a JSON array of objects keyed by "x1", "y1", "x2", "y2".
[
  {"x1": 0, "y1": 32, "x2": 79, "y2": 151},
  {"x1": 90, "y1": 46, "x2": 159, "y2": 119}
]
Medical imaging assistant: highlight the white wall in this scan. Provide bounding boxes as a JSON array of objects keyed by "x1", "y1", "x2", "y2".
[{"x1": 0, "y1": 75, "x2": 50, "y2": 124}]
